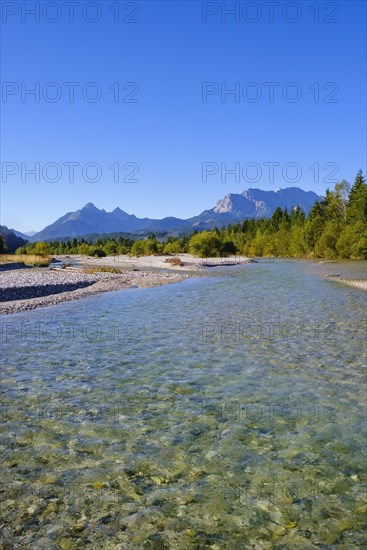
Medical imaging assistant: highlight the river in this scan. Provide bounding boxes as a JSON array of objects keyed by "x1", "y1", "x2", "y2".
[{"x1": 1, "y1": 260, "x2": 366, "y2": 548}]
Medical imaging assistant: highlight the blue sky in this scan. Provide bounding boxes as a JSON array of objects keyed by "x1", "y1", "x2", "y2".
[{"x1": 1, "y1": 0, "x2": 366, "y2": 232}]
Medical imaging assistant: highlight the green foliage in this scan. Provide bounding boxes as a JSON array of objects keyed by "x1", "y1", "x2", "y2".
[
  {"x1": 336, "y1": 225, "x2": 358, "y2": 258},
  {"x1": 163, "y1": 240, "x2": 183, "y2": 255},
  {"x1": 103, "y1": 241, "x2": 118, "y2": 255},
  {"x1": 33, "y1": 242, "x2": 50, "y2": 257},
  {"x1": 144, "y1": 238, "x2": 158, "y2": 256},
  {"x1": 347, "y1": 169, "x2": 367, "y2": 224},
  {"x1": 314, "y1": 221, "x2": 339, "y2": 258},
  {"x1": 23, "y1": 171, "x2": 367, "y2": 261},
  {"x1": 290, "y1": 206, "x2": 306, "y2": 226},
  {"x1": 91, "y1": 248, "x2": 106, "y2": 257},
  {"x1": 78, "y1": 243, "x2": 91, "y2": 255},
  {"x1": 15, "y1": 246, "x2": 27, "y2": 255},
  {"x1": 217, "y1": 173, "x2": 366, "y2": 260},
  {"x1": 129, "y1": 237, "x2": 166, "y2": 256},
  {"x1": 188, "y1": 231, "x2": 222, "y2": 257},
  {"x1": 33, "y1": 259, "x2": 52, "y2": 267},
  {"x1": 221, "y1": 241, "x2": 237, "y2": 256},
  {"x1": 0, "y1": 235, "x2": 7, "y2": 253},
  {"x1": 130, "y1": 240, "x2": 146, "y2": 256}
]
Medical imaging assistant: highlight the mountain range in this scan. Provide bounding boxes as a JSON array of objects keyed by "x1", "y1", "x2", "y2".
[
  {"x1": 0, "y1": 226, "x2": 28, "y2": 253},
  {"x1": 7, "y1": 187, "x2": 322, "y2": 243}
]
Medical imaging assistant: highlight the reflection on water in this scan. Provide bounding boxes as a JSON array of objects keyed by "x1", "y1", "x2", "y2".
[{"x1": 1, "y1": 261, "x2": 366, "y2": 548}]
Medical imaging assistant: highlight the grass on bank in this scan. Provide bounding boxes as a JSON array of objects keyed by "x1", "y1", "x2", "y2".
[
  {"x1": 83, "y1": 267, "x2": 122, "y2": 274},
  {"x1": 0, "y1": 254, "x2": 52, "y2": 267}
]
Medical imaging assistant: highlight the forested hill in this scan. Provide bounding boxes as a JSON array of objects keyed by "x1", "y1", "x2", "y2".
[{"x1": 14, "y1": 171, "x2": 367, "y2": 260}]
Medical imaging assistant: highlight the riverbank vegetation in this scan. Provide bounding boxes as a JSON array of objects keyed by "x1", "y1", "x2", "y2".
[
  {"x1": 0, "y1": 254, "x2": 52, "y2": 267},
  {"x1": 12, "y1": 171, "x2": 367, "y2": 261}
]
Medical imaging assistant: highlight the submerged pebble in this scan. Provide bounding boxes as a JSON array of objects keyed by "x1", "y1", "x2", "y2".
[{"x1": 1, "y1": 261, "x2": 366, "y2": 547}]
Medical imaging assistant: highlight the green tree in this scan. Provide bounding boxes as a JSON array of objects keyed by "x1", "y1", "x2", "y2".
[
  {"x1": 130, "y1": 240, "x2": 146, "y2": 256},
  {"x1": 78, "y1": 243, "x2": 91, "y2": 255},
  {"x1": 323, "y1": 183, "x2": 350, "y2": 223},
  {"x1": 336, "y1": 225, "x2": 359, "y2": 258},
  {"x1": 188, "y1": 231, "x2": 221, "y2": 257},
  {"x1": 15, "y1": 246, "x2": 27, "y2": 255},
  {"x1": 0, "y1": 235, "x2": 7, "y2": 253},
  {"x1": 347, "y1": 170, "x2": 367, "y2": 224},
  {"x1": 104, "y1": 241, "x2": 118, "y2": 255},
  {"x1": 333, "y1": 180, "x2": 351, "y2": 221},
  {"x1": 290, "y1": 206, "x2": 306, "y2": 226},
  {"x1": 33, "y1": 242, "x2": 50, "y2": 256},
  {"x1": 247, "y1": 229, "x2": 266, "y2": 257},
  {"x1": 144, "y1": 239, "x2": 158, "y2": 256},
  {"x1": 163, "y1": 240, "x2": 182, "y2": 254},
  {"x1": 90, "y1": 247, "x2": 106, "y2": 257},
  {"x1": 269, "y1": 207, "x2": 283, "y2": 232},
  {"x1": 314, "y1": 221, "x2": 339, "y2": 258},
  {"x1": 304, "y1": 200, "x2": 327, "y2": 252},
  {"x1": 288, "y1": 225, "x2": 307, "y2": 257},
  {"x1": 221, "y1": 241, "x2": 237, "y2": 256}
]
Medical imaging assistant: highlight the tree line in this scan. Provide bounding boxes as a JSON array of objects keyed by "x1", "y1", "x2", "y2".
[{"x1": 11, "y1": 171, "x2": 367, "y2": 260}]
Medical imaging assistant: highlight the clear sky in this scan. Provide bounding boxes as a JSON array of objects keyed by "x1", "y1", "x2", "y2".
[{"x1": 1, "y1": 0, "x2": 366, "y2": 232}]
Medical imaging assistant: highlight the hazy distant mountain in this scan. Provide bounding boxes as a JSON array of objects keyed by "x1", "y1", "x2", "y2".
[
  {"x1": 143, "y1": 217, "x2": 190, "y2": 232},
  {"x1": 0, "y1": 226, "x2": 28, "y2": 252},
  {"x1": 27, "y1": 187, "x2": 322, "y2": 241},
  {"x1": 11, "y1": 229, "x2": 37, "y2": 239},
  {"x1": 31, "y1": 203, "x2": 155, "y2": 241}
]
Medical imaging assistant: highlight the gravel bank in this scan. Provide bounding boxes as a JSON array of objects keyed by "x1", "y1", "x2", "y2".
[
  {"x1": 0, "y1": 266, "x2": 195, "y2": 315},
  {"x1": 328, "y1": 277, "x2": 367, "y2": 291},
  {"x1": 0, "y1": 254, "x2": 252, "y2": 315}
]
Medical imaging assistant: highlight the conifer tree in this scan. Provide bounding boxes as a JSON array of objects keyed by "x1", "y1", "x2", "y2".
[{"x1": 347, "y1": 170, "x2": 367, "y2": 224}]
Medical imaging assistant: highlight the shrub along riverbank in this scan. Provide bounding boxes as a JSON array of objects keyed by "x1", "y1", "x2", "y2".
[{"x1": 7, "y1": 171, "x2": 367, "y2": 261}]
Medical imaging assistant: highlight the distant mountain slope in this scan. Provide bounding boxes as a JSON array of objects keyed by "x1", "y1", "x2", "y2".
[
  {"x1": 0, "y1": 226, "x2": 28, "y2": 253},
  {"x1": 185, "y1": 187, "x2": 321, "y2": 230},
  {"x1": 31, "y1": 203, "x2": 156, "y2": 241},
  {"x1": 143, "y1": 217, "x2": 190, "y2": 232},
  {"x1": 211, "y1": 187, "x2": 321, "y2": 218},
  {"x1": 27, "y1": 187, "x2": 322, "y2": 241},
  {"x1": 10, "y1": 229, "x2": 35, "y2": 240}
]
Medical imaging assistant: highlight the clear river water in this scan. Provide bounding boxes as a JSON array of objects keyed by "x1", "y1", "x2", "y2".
[{"x1": 1, "y1": 260, "x2": 366, "y2": 549}]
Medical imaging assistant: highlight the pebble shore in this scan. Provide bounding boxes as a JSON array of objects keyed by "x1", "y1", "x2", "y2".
[
  {"x1": 2, "y1": 257, "x2": 364, "y2": 316},
  {"x1": 0, "y1": 264, "x2": 194, "y2": 315},
  {"x1": 327, "y1": 275, "x2": 367, "y2": 291}
]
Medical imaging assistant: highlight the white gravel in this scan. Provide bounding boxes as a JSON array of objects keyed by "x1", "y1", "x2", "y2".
[
  {"x1": 0, "y1": 265, "x2": 194, "y2": 314},
  {"x1": 0, "y1": 268, "x2": 125, "y2": 301},
  {"x1": 329, "y1": 277, "x2": 367, "y2": 291},
  {"x1": 0, "y1": 255, "x2": 251, "y2": 315}
]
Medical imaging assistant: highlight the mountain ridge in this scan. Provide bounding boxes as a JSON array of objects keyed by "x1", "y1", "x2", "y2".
[{"x1": 26, "y1": 187, "x2": 322, "y2": 242}]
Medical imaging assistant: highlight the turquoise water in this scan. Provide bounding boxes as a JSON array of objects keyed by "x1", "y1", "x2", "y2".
[{"x1": 1, "y1": 261, "x2": 366, "y2": 549}]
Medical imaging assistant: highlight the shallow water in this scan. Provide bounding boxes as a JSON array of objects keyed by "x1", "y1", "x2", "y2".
[
  {"x1": 292, "y1": 258, "x2": 367, "y2": 280},
  {"x1": 1, "y1": 260, "x2": 366, "y2": 549}
]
